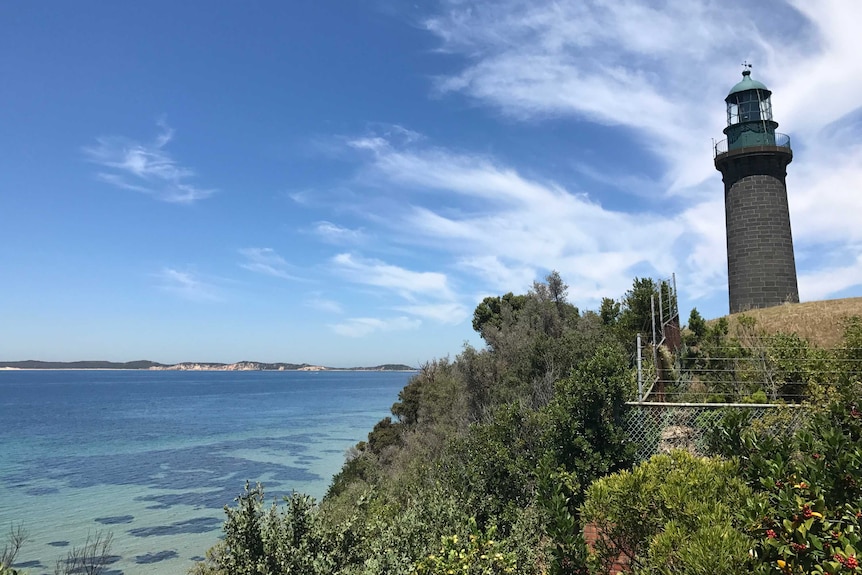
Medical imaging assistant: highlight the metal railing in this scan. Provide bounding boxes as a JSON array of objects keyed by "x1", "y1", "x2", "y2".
[{"x1": 714, "y1": 132, "x2": 791, "y2": 157}]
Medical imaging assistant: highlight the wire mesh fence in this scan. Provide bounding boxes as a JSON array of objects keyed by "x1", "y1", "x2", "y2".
[
  {"x1": 635, "y1": 348, "x2": 859, "y2": 404},
  {"x1": 623, "y1": 302, "x2": 860, "y2": 460},
  {"x1": 625, "y1": 402, "x2": 809, "y2": 462}
]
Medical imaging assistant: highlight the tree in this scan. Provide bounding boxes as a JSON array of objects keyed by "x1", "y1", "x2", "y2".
[
  {"x1": 527, "y1": 271, "x2": 578, "y2": 338},
  {"x1": 599, "y1": 297, "x2": 620, "y2": 326},
  {"x1": 617, "y1": 277, "x2": 658, "y2": 340},
  {"x1": 54, "y1": 531, "x2": 114, "y2": 575},
  {"x1": 1, "y1": 524, "x2": 27, "y2": 573},
  {"x1": 472, "y1": 293, "x2": 528, "y2": 342},
  {"x1": 687, "y1": 308, "x2": 707, "y2": 340},
  {"x1": 546, "y1": 270, "x2": 568, "y2": 315},
  {"x1": 367, "y1": 417, "x2": 403, "y2": 456}
]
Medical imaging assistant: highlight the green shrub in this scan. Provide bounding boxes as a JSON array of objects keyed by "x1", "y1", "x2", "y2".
[
  {"x1": 541, "y1": 344, "x2": 635, "y2": 505},
  {"x1": 441, "y1": 403, "x2": 542, "y2": 533},
  {"x1": 582, "y1": 450, "x2": 751, "y2": 575},
  {"x1": 536, "y1": 456, "x2": 588, "y2": 575},
  {"x1": 738, "y1": 380, "x2": 862, "y2": 574},
  {"x1": 216, "y1": 482, "x2": 363, "y2": 575},
  {"x1": 412, "y1": 518, "x2": 517, "y2": 575},
  {"x1": 355, "y1": 485, "x2": 469, "y2": 575}
]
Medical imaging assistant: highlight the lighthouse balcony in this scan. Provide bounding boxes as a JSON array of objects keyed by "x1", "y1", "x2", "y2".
[{"x1": 714, "y1": 132, "x2": 791, "y2": 158}]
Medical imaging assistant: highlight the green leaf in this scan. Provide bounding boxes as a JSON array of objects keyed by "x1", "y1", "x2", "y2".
[{"x1": 810, "y1": 538, "x2": 822, "y2": 551}]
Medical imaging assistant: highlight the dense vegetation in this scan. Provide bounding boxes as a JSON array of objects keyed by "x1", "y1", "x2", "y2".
[
  {"x1": 4, "y1": 274, "x2": 860, "y2": 575},
  {"x1": 175, "y1": 273, "x2": 862, "y2": 575}
]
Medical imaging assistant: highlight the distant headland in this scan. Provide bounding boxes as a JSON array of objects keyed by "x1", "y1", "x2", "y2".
[{"x1": 0, "y1": 360, "x2": 416, "y2": 371}]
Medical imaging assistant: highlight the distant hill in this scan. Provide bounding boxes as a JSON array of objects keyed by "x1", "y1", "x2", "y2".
[
  {"x1": 0, "y1": 360, "x2": 416, "y2": 371},
  {"x1": 722, "y1": 297, "x2": 862, "y2": 348}
]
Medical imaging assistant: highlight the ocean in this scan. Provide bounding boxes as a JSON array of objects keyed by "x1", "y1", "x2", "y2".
[{"x1": 0, "y1": 369, "x2": 413, "y2": 575}]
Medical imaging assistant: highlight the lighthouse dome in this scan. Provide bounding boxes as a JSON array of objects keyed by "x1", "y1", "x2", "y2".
[{"x1": 728, "y1": 69, "x2": 769, "y2": 96}]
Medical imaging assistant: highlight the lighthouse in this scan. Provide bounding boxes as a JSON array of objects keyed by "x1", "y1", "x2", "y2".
[{"x1": 714, "y1": 67, "x2": 799, "y2": 313}]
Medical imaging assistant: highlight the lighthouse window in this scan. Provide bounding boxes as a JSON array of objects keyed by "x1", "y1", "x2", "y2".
[
  {"x1": 734, "y1": 92, "x2": 760, "y2": 121},
  {"x1": 729, "y1": 91, "x2": 770, "y2": 122},
  {"x1": 739, "y1": 100, "x2": 761, "y2": 121},
  {"x1": 727, "y1": 104, "x2": 739, "y2": 126},
  {"x1": 759, "y1": 99, "x2": 773, "y2": 121}
]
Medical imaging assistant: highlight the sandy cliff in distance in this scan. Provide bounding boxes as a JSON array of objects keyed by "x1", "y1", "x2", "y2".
[
  {"x1": 149, "y1": 361, "x2": 318, "y2": 371},
  {"x1": 147, "y1": 362, "x2": 415, "y2": 371}
]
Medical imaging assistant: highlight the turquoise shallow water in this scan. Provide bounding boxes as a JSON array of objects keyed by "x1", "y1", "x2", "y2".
[{"x1": 0, "y1": 369, "x2": 412, "y2": 575}]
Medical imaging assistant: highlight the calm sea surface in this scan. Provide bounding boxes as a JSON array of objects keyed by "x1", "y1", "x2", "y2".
[{"x1": 0, "y1": 369, "x2": 413, "y2": 575}]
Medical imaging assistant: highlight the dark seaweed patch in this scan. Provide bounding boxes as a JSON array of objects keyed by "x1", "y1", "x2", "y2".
[
  {"x1": 134, "y1": 549, "x2": 178, "y2": 563},
  {"x1": 128, "y1": 516, "x2": 221, "y2": 537},
  {"x1": 12, "y1": 559, "x2": 43, "y2": 568},
  {"x1": 95, "y1": 515, "x2": 134, "y2": 525},
  {"x1": 25, "y1": 486, "x2": 59, "y2": 496},
  {"x1": 4, "y1": 436, "x2": 320, "y2": 510},
  {"x1": 137, "y1": 490, "x2": 226, "y2": 510},
  {"x1": 57, "y1": 554, "x2": 122, "y2": 567}
]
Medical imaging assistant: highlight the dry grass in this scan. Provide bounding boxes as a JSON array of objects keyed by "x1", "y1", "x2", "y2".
[{"x1": 719, "y1": 297, "x2": 862, "y2": 348}]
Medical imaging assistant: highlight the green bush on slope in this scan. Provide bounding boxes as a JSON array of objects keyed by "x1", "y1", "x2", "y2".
[
  {"x1": 733, "y1": 379, "x2": 862, "y2": 575},
  {"x1": 195, "y1": 276, "x2": 862, "y2": 575},
  {"x1": 582, "y1": 450, "x2": 751, "y2": 575}
]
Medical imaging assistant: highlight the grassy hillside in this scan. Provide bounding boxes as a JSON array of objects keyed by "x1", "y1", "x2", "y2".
[{"x1": 723, "y1": 297, "x2": 862, "y2": 348}]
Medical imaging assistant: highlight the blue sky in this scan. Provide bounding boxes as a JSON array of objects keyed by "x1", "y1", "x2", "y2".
[{"x1": 2, "y1": 1, "x2": 861, "y2": 367}]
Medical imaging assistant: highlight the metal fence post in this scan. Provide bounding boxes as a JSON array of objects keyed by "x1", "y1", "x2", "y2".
[{"x1": 637, "y1": 333, "x2": 643, "y2": 401}]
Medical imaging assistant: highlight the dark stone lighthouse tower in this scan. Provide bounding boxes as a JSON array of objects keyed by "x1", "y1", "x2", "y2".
[{"x1": 714, "y1": 67, "x2": 799, "y2": 313}]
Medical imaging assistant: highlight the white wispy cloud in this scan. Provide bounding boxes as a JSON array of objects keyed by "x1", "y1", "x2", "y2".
[
  {"x1": 799, "y1": 252, "x2": 862, "y2": 301},
  {"x1": 348, "y1": 136, "x2": 562, "y2": 205},
  {"x1": 313, "y1": 221, "x2": 366, "y2": 245},
  {"x1": 348, "y1": 135, "x2": 679, "y2": 304},
  {"x1": 394, "y1": 302, "x2": 470, "y2": 325},
  {"x1": 458, "y1": 255, "x2": 537, "y2": 294},
  {"x1": 331, "y1": 253, "x2": 456, "y2": 301},
  {"x1": 425, "y1": 0, "x2": 746, "y2": 190},
  {"x1": 238, "y1": 248, "x2": 298, "y2": 280},
  {"x1": 84, "y1": 121, "x2": 214, "y2": 203},
  {"x1": 676, "y1": 198, "x2": 728, "y2": 300},
  {"x1": 330, "y1": 316, "x2": 421, "y2": 338},
  {"x1": 288, "y1": 189, "x2": 315, "y2": 206},
  {"x1": 328, "y1": 252, "x2": 469, "y2": 330},
  {"x1": 305, "y1": 294, "x2": 344, "y2": 314},
  {"x1": 412, "y1": 0, "x2": 862, "y2": 306},
  {"x1": 154, "y1": 268, "x2": 221, "y2": 301}
]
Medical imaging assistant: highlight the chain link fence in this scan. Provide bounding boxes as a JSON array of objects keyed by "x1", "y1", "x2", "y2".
[{"x1": 625, "y1": 402, "x2": 809, "y2": 462}]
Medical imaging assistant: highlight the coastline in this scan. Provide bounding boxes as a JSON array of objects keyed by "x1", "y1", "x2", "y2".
[
  {"x1": 0, "y1": 368, "x2": 417, "y2": 372},
  {"x1": 0, "y1": 361, "x2": 417, "y2": 372}
]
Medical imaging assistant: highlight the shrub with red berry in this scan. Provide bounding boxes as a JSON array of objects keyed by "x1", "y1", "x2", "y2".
[{"x1": 735, "y1": 380, "x2": 862, "y2": 574}]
